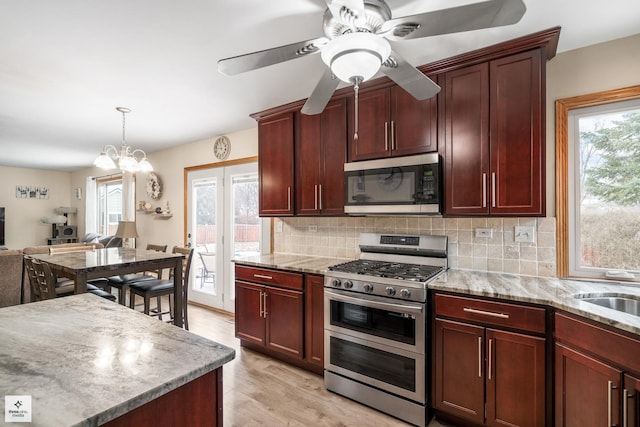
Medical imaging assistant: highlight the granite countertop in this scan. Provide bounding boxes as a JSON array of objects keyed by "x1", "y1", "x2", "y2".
[
  {"x1": 233, "y1": 253, "x2": 640, "y2": 336},
  {"x1": 0, "y1": 294, "x2": 235, "y2": 427}
]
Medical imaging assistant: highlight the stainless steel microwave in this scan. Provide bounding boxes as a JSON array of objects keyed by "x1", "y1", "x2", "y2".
[{"x1": 344, "y1": 153, "x2": 441, "y2": 215}]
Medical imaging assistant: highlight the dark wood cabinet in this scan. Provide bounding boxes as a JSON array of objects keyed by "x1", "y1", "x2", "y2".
[
  {"x1": 348, "y1": 84, "x2": 437, "y2": 162},
  {"x1": 234, "y1": 264, "x2": 323, "y2": 375},
  {"x1": 296, "y1": 98, "x2": 347, "y2": 216},
  {"x1": 554, "y1": 312, "x2": 640, "y2": 427},
  {"x1": 433, "y1": 293, "x2": 546, "y2": 427},
  {"x1": 235, "y1": 265, "x2": 303, "y2": 359},
  {"x1": 258, "y1": 112, "x2": 295, "y2": 216},
  {"x1": 443, "y1": 49, "x2": 544, "y2": 216},
  {"x1": 304, "y1": 274, "x2": 324, "y2": 367}
]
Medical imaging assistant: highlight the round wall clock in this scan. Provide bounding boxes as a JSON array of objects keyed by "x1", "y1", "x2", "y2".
[
  {"x1": 146, "y1": 172, "x2": 161, "y2": 200},
  {"x1": 214, "y1": 135, "x2": 231, "y2": 160}
]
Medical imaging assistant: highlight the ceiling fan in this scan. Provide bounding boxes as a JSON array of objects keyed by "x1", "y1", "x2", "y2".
[{"x1": 218, "y1": 0, "x2": 526, "y2": 116}]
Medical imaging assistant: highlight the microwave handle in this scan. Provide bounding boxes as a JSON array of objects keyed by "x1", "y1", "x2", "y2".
[{"x1": 326, "y1": 289, "x2": 423, "y2": 315}]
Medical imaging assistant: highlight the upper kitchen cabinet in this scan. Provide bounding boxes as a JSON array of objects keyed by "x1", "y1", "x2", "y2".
[
  {"x1": 348, "y1": 83, "x2": 438, "y2": 162},
  {"x1": 443, "y1": 49, "x2": 545, "y2": 216},
  {"x1": 296, "y1": 98, "x2": 347, "y2": 216},
  {"x1": 258, "y1": 112, "x2": 295, "y2": 216}
]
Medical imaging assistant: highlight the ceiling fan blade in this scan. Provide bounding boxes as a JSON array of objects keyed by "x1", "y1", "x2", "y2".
[
  {"x1": 381, "y1": 50, "x2": 440, "y2": 100},
  {"x1": 218, "y1": 36, "x2": 329, "y2": 76},
  {"x1": 381, "y1": 0, "x2": 526, "y2": 41},
  {"x1": 324, "y1": 0, "x2": 366, "y2": 26},
  {"x1": 301, "y1": 69, "x2": 340, "y2": 115}
]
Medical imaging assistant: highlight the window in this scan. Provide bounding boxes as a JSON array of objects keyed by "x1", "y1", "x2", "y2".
[
  {"x1": 557, "y1": 86, "x2": 640, "y2": 281},
  {"x1": 96, "y1": 175, "x2": 123, "y2": 237}
]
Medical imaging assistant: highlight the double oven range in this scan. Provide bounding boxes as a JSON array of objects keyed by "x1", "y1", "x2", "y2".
[{"x1": 324, "y1": 232, "x2": 448, "y2": 427}]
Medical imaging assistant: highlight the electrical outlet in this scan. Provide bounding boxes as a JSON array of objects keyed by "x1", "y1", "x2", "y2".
[
  {"x1": 308, "y1": 225, "x2": 317, "y2": 232},
  {"x1": 515, "y1": 226, "x2": 535, "y2": 243},
  {"x1": 475, "y1": 228, "x2": 493, "y2": 238}
]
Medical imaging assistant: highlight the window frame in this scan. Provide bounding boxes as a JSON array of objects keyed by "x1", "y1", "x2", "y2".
[{"x1": 555, "y1": 85, "x2": 640, "y2": 279}]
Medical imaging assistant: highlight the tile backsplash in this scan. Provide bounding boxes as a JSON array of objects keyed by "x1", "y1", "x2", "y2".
[{"x1": 272, "y1": 216, "x2": 556, "y2": 277}]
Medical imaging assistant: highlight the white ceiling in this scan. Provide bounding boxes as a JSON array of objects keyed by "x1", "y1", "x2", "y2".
[{"x1": 1, "y1": 0, "x2": 638, "y2": 172}]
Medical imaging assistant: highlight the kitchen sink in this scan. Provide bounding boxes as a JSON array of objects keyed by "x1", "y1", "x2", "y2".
[{"x1": 575, "y1": 293, "x2": 640, "y2": 316}]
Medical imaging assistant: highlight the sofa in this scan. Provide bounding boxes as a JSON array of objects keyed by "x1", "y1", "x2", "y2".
[{"x1": 0, "y1": 239, "x2": 123, "y2": 307}]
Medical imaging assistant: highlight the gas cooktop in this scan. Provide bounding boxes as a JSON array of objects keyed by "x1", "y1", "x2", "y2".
[{"x1": 329, "y1": 259, "x2": 444, "y2": 283}]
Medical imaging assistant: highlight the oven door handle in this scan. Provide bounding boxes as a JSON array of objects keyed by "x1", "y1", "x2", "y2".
[{"x1": 325, "y1": 290, "x2": 423, "y2": 315}]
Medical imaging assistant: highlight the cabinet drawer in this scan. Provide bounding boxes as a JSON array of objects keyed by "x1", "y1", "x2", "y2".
[
  {"x1": 434, "y1": 293, "x2": 546, "y2": 334},
  {"x1": 235, "y1": 265, "x2": 303, "y2": 291}
]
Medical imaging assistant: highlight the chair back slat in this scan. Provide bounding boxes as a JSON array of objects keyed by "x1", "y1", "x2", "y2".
[{"x1": 48, "y1": 243, "x2": 103, "y2": 254}]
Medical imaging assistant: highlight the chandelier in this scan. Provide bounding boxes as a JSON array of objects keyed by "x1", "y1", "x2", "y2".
[{"x1": 94, "y1": 107, "x2": 153, "y2": 173}]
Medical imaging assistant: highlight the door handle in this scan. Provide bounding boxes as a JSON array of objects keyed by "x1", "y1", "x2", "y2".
[
  {"x1": 319, "y1": 184, "x2": 323, "y2": 211},
  {"x1": 478, "y1": 337, "x2": 483, "y2": 378},
  {"x1": 259, "y1": 290, "x2": 264, "y2": 317},
  {"x1": 263, "y1": 292, "x2": 268, "y2": 318},
  {"x1": 608, "y1": 380, "x2": 618, "y2": 427},
  {"x1": 384, "y1": 122, "x2": 389, "y2": 151},
  {"x1": 463, "y1": 307, "x2": 509, "y2": 319},
  {"x1": 390, "y1": 120, "x2": 395, "y2": 150},
  {"x1": 253, "y1": 274, "x2": 273, "y2": 280},
  {"x1": 482, "y1": 173, "x2": 487, "y2": 208},
  {"x1": 287, "y1": 186, "x2": 291, "y2": 211},
  {"x1": 314, "y1": 185, "x2": 318, "y2": 210},
  {"x1": 488, "y1": 338, "x2": 493, "y2": 380},
  {"x1": 491, "y1": 172, "x2": 496, "y2": 208}
]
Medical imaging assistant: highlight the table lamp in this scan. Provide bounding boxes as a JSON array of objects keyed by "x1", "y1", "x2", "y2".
[{"x1": 115, "y1": 221, "x2": 138, "y2": 248}]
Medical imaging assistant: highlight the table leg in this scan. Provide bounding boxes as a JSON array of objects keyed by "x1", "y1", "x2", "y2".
[
  {"x1": 75, "y1": 271, "x2": 88, "y2": 294},
  {"x1": 173, "y1": 258, "x2": 183, "y2": 328}
]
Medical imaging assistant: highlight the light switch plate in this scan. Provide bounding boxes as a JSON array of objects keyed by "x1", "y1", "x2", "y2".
[{"x1": 515, "y1": 226, "x2": 535, "y2": 243}]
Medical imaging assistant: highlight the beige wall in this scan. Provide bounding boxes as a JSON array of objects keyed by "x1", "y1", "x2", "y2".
[{"x1": 0, "y1": 166, "x2": 73, "y2": 249}]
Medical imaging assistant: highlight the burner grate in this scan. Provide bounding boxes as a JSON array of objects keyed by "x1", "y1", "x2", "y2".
[{"x1": 329, "y1": 259, "x2": 443, "y2": 283}]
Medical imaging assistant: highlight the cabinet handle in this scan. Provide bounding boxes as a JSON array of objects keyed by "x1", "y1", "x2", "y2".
[
  {"x1": 314, "y1": 185, "x2": 318, "y2": 210},
  {"x1": 259, "y1": 290, "x2": 264, "y2": 317},
  {"x1": 384, "y1": 122, "x2": 389, "y2": 151},
  {"x1": 623, "y1": 388, "x2": 630, "y2": 427},
  {"x1": 488, "y1": 338, "x2": 493, "y2": 380},
  {"x1": 482, "y1": 173, "x2": 487, "y2": 208},
  {"x1": 263, "y1": 292, "x2": 268, "y2": 318},
  {"x1": 287, "y1": 186, "x2": 291, "y2": 211},
  {"x1": 253, "y1": 274, "x2": 273, "y2": 280},
  {"x1": 391, "y1": 120, "x2": 395, "y2": 150},
  {"x1": 491, "y1": 172, "x2": 496, "y2": 208},
  {"x1": 319, "y1": 184, "x2": 323, "y2": 210},
  {"x1": 608, "y1": 380, "x2": 618, "y2": 427},
  {"x1": 478, "y1": 337, "x2": 483, "y2": 378},
  {"x1": 463, "y1": 307, "x2": 510, "y2": 319}
]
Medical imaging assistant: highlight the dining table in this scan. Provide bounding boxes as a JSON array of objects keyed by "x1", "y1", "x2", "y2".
[{"x1": 30, "y1": 247, "x2": 186, "y2": 327}]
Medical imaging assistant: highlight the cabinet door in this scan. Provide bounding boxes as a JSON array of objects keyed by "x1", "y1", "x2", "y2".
[
  {"x1": 348, "y1": 87, "x2": 390, "y2": 161},
  {"x1": 433, "y1": 318, "x2": 485, "y2": 424},
  {"x1": 555, "y1": 343, "x2": 622, "y2": 427},
  {"x1": 296, "y1": 111, "x2": 322, "y2": 215},
  {"x1": 259, "y1": 112, "x2": 295, "y2": 216},
  {"x1": 234, "y1": 281, "x2": 265, "y2": 345},
  {"x1": 443, "y1": 63, "x2": 490, "y2": 215},
  {"x1": 304, "y1": 274, "x2": 324, "y2": 367},
  {"x1": 489, "y1": 50, "x2": 544, "y2": 216},
  {"x1": 486, "y1": 328, "x2": 546, "y2": 427},
  {"x1": 319, "y1": 98, "x2": 347, "y2": 215},
  {"x1": 624, "y1": 374, "x2": 640, "y2": 427},
  {"x1": 390, "y1": 84, "x2": 437, "y2": 156},
  {"x1": 265, "y1": 285, "x2": 304, "y2": 359}
]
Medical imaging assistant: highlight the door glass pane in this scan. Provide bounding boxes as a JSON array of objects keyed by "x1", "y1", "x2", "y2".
[
  {"x1": 231, "y1": 173, "x2": 260, "y2": 301},
  {"x1": 193, "y1": 177, "x2": 218, "y2": 295},
  {"x1": 96, "y1": 179, "x2": 122, "y2": 236}
]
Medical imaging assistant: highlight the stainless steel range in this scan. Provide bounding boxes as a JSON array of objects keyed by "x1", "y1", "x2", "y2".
[{"x1": 324, "y1": 232, "x2": 447, "y2": 427}]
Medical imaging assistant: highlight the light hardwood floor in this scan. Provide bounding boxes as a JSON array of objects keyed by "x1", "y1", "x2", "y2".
[{"x1": 187, "y1": 303, "x2": 453, "y2": 427}]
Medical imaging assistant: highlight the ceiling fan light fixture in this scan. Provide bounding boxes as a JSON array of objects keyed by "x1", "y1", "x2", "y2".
[{"x1": 321, "y1": 32, "x2": 391, "y2": 84}]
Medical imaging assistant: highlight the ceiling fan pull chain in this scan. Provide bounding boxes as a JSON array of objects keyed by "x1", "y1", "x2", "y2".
[{"x1": 353, "y1": 77, "x2": 362, "y2": 141}]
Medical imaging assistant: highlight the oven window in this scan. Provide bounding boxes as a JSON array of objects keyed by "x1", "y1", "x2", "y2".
[
  {"x1": 329, "y1": 336, "x2": 416, "y2": 392},
  {"x1": 330, "y1": 300, "x2": 416, "y2": 345}
]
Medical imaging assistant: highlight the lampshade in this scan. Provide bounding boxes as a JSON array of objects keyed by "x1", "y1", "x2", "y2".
[
  {"x1": 321, "y1": 32, "x2": 391, "y2": 84},
  {"x1": 115, "y1": 221, "x2": 138, "y2": 239}
]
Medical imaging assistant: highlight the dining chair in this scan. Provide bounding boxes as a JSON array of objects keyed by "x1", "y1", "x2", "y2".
[
  {"x1": 107, "y1": 243, "x2": 168, "y2": 305},
  {"x1": 24, "y1": 257, "x2": 55, "y2": 301},
  {"x1": 128, "y1": 246, "x2": 194, "y2": 330},
  {"x1": 198, "y1": 251, "x2": 216, "y2": 288}
]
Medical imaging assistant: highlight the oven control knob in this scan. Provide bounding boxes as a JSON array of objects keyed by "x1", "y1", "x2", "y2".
[
  {"x1": 363, "y1": 283, "x2": 374, "y2": 293},
  {"x1": 385, "y1": 287, "x2": 396, "y2": 296},
  {"x1": 331, "y1": 279, "x2": 341, "y2": 287},
  {"x1": 343, "y1": 280, "x2": 353, "y2": 289},
  {"x1": 400, "y1": 289, "x2": 411, "y2": 299}
]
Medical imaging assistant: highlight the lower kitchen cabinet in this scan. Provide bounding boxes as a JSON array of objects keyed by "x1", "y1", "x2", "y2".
[
  {"x1": 555, "y1": 312, "x2": 640, "y2": 427},
  {"x1": 433, "y1": 293, "x2": 547, "y2": 427},
  {"x1": 234, "y1": 264, "x2": 324, "y2": 375}
]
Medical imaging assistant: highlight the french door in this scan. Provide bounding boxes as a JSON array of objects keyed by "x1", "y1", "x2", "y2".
[{"x1": 186, "y1": 161, "x2": 263, "y2": 312}]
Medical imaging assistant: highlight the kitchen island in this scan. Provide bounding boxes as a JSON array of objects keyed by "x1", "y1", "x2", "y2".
[{"x1": 0, "y1": 294, "x2": 235, "y2": 426}]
